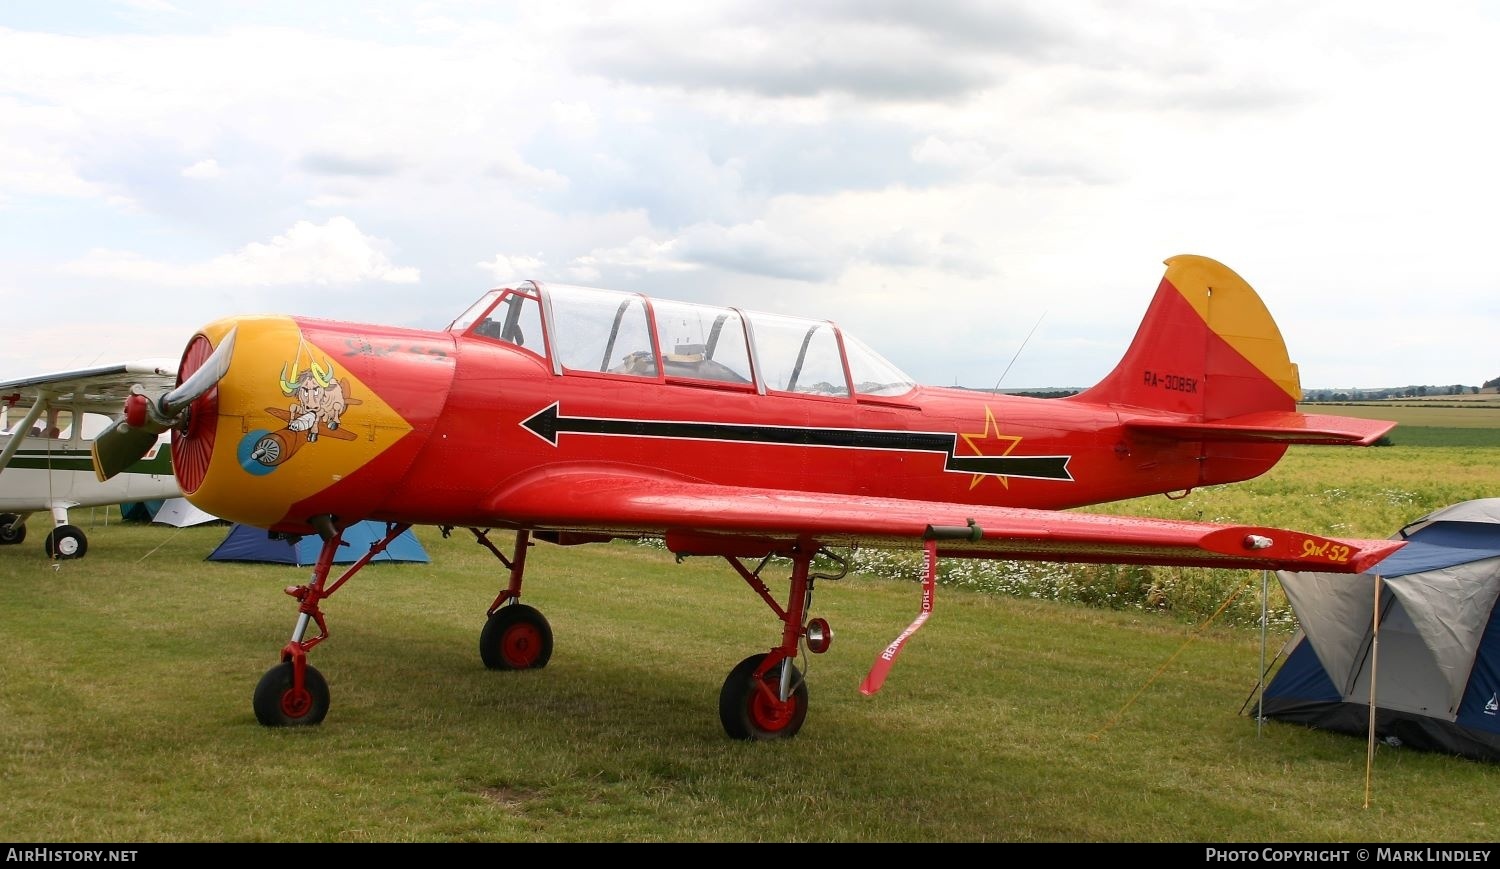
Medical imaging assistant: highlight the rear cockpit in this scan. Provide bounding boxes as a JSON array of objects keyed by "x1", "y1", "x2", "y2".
[{"x1": 450, "y1": 281, "x2": 915, "y2": 399}]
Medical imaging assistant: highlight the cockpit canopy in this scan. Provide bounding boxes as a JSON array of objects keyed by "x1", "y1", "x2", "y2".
[{"x1": 449, "y1": 281, "x2": 916, "y2": 398}]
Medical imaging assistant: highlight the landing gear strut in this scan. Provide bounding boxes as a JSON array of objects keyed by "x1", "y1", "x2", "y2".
[
  {"x1": 709, "y1": 541, "x2": 840, "y2": 740},
  {"x1": 251, "y1": 518, "x2": 413, "y2": 727},
  {"x1": 467, "y1": 528, "x2": 555, "y2": 671}
]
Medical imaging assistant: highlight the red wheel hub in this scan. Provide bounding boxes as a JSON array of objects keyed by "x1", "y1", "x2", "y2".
[
  {"x1": 501, "y1": 623, "x2": 543, "y2": 667},
  {"x1": 749, "y1": 679, "x2": 797, "y2": 732},
  {"x1": 280, "y1": 687, "x2": 313, "y2": 718}
]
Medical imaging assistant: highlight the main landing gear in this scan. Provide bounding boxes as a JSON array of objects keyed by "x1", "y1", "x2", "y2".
[
  {"x1": 0, "y1": 513, "x2": 89, "y2": 560},
  {"x1": 466, "y1": 527, "x2": 840, "y2": 739},
  {"x1": 705, "y1": 541, "x2": 841, "y2": 739},
  {"x1": 251, "y1": 522, "x2": 841, "y2": 741},
  {"x1": 469, "y1": 528, "x2": 554, "y2": 671}
]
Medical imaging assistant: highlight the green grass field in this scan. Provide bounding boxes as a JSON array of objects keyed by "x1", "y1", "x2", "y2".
[{"x1": 1, "y1": 405, "x2": 1497, "y2": 843}]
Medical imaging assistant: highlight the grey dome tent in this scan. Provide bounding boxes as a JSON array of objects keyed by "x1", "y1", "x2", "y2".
[
  {"x1": 208, "y1": 521, "x2": 429, "y2": 565},
  {"x1": 1262, "y1": 499, "x2": 1500, "y2": 762}
]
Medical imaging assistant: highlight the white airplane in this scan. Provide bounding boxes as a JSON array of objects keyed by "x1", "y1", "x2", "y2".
[{"x1": 0, "y1": 359, "x2": 181, "y2": 559}]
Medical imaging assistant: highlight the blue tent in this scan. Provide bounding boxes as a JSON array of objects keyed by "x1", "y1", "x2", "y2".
[
  {"x1": 1262, "y1": 499, "x2": 1500, "y2": 762},
  {"x1": 207, "y1": 521, "x2": 429, "y2": 565},
  {"x1": 120, "y1": 500, "x2": 165, "y2": 522}
]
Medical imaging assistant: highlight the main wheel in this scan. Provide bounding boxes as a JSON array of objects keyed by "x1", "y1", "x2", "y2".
[
  {"x1": 0, "y1": 514, "x2": 24, "y2": 545},
  {"x1": 44, "y1": 525, "x2": 87, "y2": 559},
  {"x1": 718, "y1": 653, "x2": 809, "y2": 740},
  {"x1": 479, "y1": 604, "x2": 553, "y2": 670},
  {"x1": 253, "y1": 661, "x2": 330, "y2": 726}
]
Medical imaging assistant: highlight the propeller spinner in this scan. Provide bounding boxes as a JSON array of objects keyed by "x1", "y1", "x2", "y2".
[{"x1": 92, "y1": 327, "x2": 238, "y2": 482}]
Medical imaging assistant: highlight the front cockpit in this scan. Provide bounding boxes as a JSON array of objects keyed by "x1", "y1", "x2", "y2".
[{"x1": 449, "y1": 281, "x2": 916, "y2": 399}]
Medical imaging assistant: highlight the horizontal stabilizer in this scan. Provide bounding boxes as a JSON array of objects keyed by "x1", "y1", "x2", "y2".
[{"x1": 1124, "y1": 410, "x2": 1395, "y2": 446}]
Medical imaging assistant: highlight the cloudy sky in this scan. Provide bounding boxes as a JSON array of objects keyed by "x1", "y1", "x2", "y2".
[{"x1": 3, "y1": 1, "x2": 1496, "y2": 390}]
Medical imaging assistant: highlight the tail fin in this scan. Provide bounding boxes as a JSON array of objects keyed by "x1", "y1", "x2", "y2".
[
  {"x1": 1071, "y1": 255, "x2": 1299, "y2": 417},
  {"x1": 1068, "y1": 255, "x2": 1393, "y2": 446}
]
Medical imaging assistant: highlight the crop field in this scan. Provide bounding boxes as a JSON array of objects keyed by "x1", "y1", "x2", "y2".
[{"x1": 1300, "y1": 400, "x2": 1500, "y2": 446}]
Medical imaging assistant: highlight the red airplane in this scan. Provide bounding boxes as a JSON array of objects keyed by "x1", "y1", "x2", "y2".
[{"x1": 92, "y1": 254, "x2": 1401, "y2": 740}]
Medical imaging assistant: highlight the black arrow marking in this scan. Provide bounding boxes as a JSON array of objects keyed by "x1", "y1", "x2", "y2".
[{"x1": 520, "y1": 402, "x2": 1072, "y2": 482}]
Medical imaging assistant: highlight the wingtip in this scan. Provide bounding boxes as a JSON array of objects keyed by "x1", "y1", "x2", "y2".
[
  {"x1": 1203, "y1": 525, "x2": 1407, "y2": 573},
  {"x1": 1349, "y1": 538, "x2": 1407, "y2": 574}
]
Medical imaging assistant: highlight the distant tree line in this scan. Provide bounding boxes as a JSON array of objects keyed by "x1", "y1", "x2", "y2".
[
  {"x1": 972, "y1": 383, "x2": 1499, "y2": 402},
  {"x1": 1302, "y1": 384, "x2": 1486, "y2": 401}
]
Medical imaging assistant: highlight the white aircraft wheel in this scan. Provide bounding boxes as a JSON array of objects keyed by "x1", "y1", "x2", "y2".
[{"x1": 44, "y1": 524, "x2": 87, "y2": 559}]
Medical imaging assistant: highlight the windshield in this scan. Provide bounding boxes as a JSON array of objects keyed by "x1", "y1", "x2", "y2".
[{"x1": 842, "y1": 332, "x2": 916, "y2": 396}]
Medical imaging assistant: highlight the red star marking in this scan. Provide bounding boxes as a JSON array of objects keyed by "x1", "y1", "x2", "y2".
[{"x1": 958, "y1": 406, "x2": 1022, "y2": 490}]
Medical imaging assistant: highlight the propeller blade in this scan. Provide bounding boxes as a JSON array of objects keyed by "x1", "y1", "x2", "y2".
[
  {"x1": 90, "y1": 327, "x2": 238, "y2": 482},
  {"x1": 160, "y1": 326, "x2": 237, "y2": 420},
  {"x1": 90, "y1": 418, "x2": 167, "y2": 482}
]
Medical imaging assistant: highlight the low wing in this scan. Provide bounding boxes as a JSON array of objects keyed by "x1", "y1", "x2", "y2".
[{"x1": 485, "y1": 467, "x2": 1403, "y2": 574}]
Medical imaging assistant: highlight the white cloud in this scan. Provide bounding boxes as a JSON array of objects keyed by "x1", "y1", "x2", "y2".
[
  {"x1": 0, "y1": 97, "x2": 103, "y2": 200},
  {"x1": 181, "y1": 158, "x2": 223, "y2": 179},
  {"x1": 60, "y1": 217, "x2": 419, "y2": 287},
  {"x1": 477, "y1": 253, "x2": 547, "y2": 282},
  {"x1": 569, "y1": 236, "x2": 699, "y2": 279},
  {"x1": 911, "y1": 135, "x2": 993, "y2": 172},
  {"x1": 549, "y1": 100, "x2": 599, "y2": 138}
]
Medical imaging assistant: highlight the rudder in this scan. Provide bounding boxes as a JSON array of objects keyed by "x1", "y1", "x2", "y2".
[{"x1": 1068, "y1": 255, "x2": 1300, "y2": 420}]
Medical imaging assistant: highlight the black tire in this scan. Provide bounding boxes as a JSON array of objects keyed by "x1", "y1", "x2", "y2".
[
  {"x1": 718, "y1": 653, "x2": 808, "y2": 740},
  {"x1": 479, "y1": 604, "x2": 554, "y2": 670},
  {"x1": 0, "y1": 514, "x2": 25, "y2": 546},
  {"x1": 44, "y1": 525, "x2": 87, "y2": 559},
  {"x1": 253, "y1": 661, "x2": 330, "y2": 727}
]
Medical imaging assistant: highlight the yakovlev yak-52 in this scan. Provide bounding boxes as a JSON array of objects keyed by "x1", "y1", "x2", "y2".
[{"x1": 93, "y1": 254, "x2": 1402, "y2": 739}]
